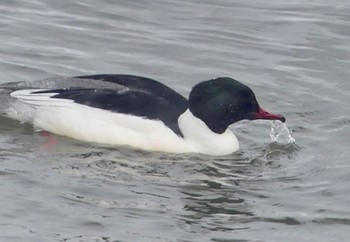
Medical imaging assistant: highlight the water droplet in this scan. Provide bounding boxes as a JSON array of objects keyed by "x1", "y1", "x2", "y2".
[{"x1": 270, "y1": 120, "x2": 295, "y2": 143}]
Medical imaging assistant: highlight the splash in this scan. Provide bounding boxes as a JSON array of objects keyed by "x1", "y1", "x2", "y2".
[{"x1": 270, "y1": 120, "x2": 295, "y2": 143}]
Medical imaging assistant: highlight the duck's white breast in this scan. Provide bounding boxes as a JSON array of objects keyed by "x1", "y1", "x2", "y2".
[{"x1": 178, "y1": 109, "x2": 239, "y2": 155}]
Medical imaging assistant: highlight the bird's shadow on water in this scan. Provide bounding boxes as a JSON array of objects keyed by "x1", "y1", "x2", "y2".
[
  {"x1": 172, "y1": 141, "x2": 300, "y2": 230},
  {"x1": 0, "y1": 117, "x2": 35, "y2": 136},
  {"x1": 56, "y1": 139, "x2": 301, "y2": 233}
]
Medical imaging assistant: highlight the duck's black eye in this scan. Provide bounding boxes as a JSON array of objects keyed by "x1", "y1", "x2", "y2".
[
  {"x1": 247, "y1": 94, "x2": 259, "y2": 111},
  {"x1": 249, "y1": 100, "x2": 259, "y2": 112}
]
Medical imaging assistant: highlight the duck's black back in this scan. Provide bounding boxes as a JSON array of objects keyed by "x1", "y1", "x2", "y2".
[{"x1": 53, "y1": 74, "x2": 189, "y2": 136}]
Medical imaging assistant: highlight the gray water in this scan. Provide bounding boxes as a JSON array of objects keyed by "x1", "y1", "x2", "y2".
[{"x1": 1, "y1": 0, "x2": 350, "y2": 241}]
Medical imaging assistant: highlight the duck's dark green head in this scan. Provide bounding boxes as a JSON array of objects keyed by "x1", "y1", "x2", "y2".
[{"x1": 189, "y1": 77, "x2": 285, "y2": 134}]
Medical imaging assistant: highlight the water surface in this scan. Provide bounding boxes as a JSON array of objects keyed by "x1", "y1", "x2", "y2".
[{"x1": 1, "y1": 0, "x2": 350, "y2": 241}]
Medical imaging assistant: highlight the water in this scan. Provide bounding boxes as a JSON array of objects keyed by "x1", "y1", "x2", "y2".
[
  {"x1": 1, "y1": 0, "x2": 350, "y2": 241},
  {"x1": 270, "y1": 121, "x2": 295, "y2": 143}
]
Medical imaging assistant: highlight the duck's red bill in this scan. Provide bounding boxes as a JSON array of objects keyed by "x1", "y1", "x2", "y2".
[{"x1": 254, "y1": 107, "x2": 286, "y2": 123}]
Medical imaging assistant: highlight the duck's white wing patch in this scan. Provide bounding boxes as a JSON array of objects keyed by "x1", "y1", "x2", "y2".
[{"x1": 10, "y1": 89, "x2": 74, "y2": 108}]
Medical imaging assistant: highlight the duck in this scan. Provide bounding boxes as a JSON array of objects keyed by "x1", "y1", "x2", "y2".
[{"x1": 0, "y1": 74, "x2": 285, "y2": 156}]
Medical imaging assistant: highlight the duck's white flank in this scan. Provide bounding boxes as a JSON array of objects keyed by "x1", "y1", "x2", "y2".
[{"x1": 10, "y1": 89, "x2": 239, "y2": 155}]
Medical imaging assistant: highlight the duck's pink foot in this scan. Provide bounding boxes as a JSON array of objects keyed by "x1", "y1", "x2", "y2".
[{"x1": 39, "y1": 130, "x2": 57, "y2": 149}]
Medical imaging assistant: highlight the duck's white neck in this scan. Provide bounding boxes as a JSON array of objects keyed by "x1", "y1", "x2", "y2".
[{"x1": 178, "y1": 109, "x2": 239, "y2": 156}]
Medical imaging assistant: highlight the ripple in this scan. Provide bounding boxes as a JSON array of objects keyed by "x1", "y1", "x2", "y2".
[{"x1": 312, "y1": 217, "x2": 350, "y2": 225}]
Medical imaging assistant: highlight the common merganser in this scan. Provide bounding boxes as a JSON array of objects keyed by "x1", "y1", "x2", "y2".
[{"x1": 0, "y1": 75, "x2": 285, "y2": 155}]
